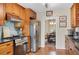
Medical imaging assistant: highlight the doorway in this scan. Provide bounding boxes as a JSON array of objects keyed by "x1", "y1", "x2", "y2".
[{"x1": 45, "y1": 19, "x2": 56, "y2": 54}]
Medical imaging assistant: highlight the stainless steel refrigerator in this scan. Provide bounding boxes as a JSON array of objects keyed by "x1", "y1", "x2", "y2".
[{"x1": 30, "y1": 20, "x2": 41, "y2": 52}]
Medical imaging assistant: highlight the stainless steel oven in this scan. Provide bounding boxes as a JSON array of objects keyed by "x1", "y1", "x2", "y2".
[{"x1": 14, "y1": 36, "x2": 28, "y2": 55}]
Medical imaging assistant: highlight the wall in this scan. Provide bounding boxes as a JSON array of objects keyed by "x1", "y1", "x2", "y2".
[
  {"x1": 46, "y1": 9, "x2": 71, "y2": 49},
  {"x1": 37, "y1": 8, "x2": 46, "y2": 47}
]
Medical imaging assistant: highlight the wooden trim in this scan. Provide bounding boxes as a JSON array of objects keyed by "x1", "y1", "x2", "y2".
[{"x1": 56, "y1": 49, "x2": 66, "y2": 55}]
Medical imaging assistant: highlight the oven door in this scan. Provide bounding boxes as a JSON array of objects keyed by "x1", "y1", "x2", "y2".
[{"x1": 14, "y1": 39, "x2": 27, "y2": 55}]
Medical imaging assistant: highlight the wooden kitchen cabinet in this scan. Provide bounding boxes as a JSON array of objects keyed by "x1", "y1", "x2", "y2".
[
  {"x1": 5, "y1": 3, "x2": 14, "y2": 15},
  {"x1": 12, "y1": 4, "x2": 20, "y2": 17},
  {"x1": 0, "y1": 44, "x2": 6, "y2": 55},
  {"x1": 0, "y1": 4, "x2": 5, "y2": 26},
  {"x1": 19, "y1": 5, "x2": 25, "y2": 20},
  {"x1": 27, "y1": 8, "x2": 36, "y2": 19},
  {"x1": 0, "y1": 41, "x2": 13, "y2": 55},
  {"x1": 24, "y1": 8, "x2": 36, "y2": 36},
  {"x1": 6, "y1": 4, "x2": 20, "y2": 18},
  {"x1": 71, "y1": 3, "x2": 79, "y2": 27},
  {"x1": 5, "y1": 3, "x2": 26, "y2": 20},
  {"x1": 65, "y1": 36, "x2": 79, "y2": 55},
  {"x1": 0, "y1": 3, "x2": 37, "y2": 53}
]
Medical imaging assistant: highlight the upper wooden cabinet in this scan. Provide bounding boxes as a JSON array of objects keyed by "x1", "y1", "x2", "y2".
[
  {"x1": 71, "y1": 3, "x2": 79, "y2": 27},
  {"x1": 12, "y1": 4, "x2": 20, "y2": 17},
  {"x1": 5, "y1": 4, "x2": 14, "y2": 15},
  {"x1": 6, "y1": 3, "x2": 19, "y2": 16},
  {"x1": 25, "y1": 8, "x2": 36, "y2": 19},
  {"x1": 6, "y1": 4, "x2": 20, "y2": 17},
  {"x1": 23, "y1": 8, "x2": 36, "y2": 36},
  {"x1": 5, "y1": 3, "x2": 25, "y2": 20},
  {"x1": 29, "y1": 9, "x2": 36, "y2": 19},
  {"x1": 0, "y1": 4, "x2": 5, "y2": 26},
  {"x1": 19, "y1": 5, "x2": 25, "y2": 20}
]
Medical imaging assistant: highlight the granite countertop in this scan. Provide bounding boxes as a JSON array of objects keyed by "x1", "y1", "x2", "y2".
[
  {"x1": 0, "y1": 35, "x2": 27, "y2": 44},
  {"x1": 66, "y1": 35, "x2": 79, "y2": 42}
]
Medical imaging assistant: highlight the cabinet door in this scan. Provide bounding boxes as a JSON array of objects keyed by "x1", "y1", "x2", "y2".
[
  {"x1": 29, "y1": 9, "x2": 36, "y2": 19},
  {"x1": 0, "y1": 44, "x2": 7, "y2": 55},
  {"x1": 68, "y1": 39, "x2": 76, "y2": 55},
  {"x1": 6, "y1": 3, "x2": 20, "y2": 17},
  {"x1": 13, "y1": 4, "x2": 19, "y2": 16},
  {"x1": 71, "y1": 4, "x2": 76, "y2": 27},
  {"x1": 19, "y1": 6, "x2": 25, "y2": 20},
  {"x1": 5, "y1": 3, "x2": 14, "y2": 14},
  {"x1": 0, "y1": 4, "x2": 5, "y2": 26},
  {"x1": 76, "y1": 4, "x2": 79, "y2": 26},
  {"x1": 5, "y1": 41, "x2": 13, "y2": 55},
  {"x1": 65, "y1": 38, "x2": 69, "y2": 54}
]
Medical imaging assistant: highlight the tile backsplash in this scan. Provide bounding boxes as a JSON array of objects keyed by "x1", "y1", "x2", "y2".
[{"x1": 3, "y1": 21, "x2": 18, "y2": 38}]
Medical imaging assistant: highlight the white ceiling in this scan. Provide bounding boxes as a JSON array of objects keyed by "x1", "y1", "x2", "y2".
[
  {"x1": 19, "y1": 3, "x2": 73, "y2": 12},
  {"x1": 45, "y1": 3, "x2": 73, "y2": 10}
]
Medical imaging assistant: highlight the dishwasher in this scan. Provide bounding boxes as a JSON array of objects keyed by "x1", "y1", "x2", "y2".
[{"x1": 14, "y1": 37, "x2": 28, "y2": 55}]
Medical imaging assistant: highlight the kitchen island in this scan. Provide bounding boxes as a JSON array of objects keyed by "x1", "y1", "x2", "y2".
[{"x1": 65, "y1": 35, "x2": 79, "y2": 55}]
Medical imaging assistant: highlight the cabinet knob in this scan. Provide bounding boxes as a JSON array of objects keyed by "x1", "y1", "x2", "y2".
[{"x1": 70, "y1": 48, "x2": 72, "y2": 50}]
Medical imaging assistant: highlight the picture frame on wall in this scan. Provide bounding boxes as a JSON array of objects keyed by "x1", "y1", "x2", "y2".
[
  {"x1": 46, "y1": 11, "x2": 53, "y2": 17},
  {"x1": 59, "y1": 16, "x2": 67, "y2": 28}
]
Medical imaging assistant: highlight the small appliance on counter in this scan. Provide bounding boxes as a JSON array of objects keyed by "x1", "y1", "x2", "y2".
[
  {"x1": 74, "y1": 27, "x2": 79, "y2": 40},
  {"x1": 67, "y1": 28, "x2": 74, "y2": 36}
]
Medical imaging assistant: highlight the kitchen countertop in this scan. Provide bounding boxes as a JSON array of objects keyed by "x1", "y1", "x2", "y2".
[
  {"x1": 65, "y1": 35, "x2": 79, "y2": 50},
  {"x1": 65, "y1": 35, "x2": 79, "y2": 42},
  {"x1": 0, "y1": 35, "x2": 27, "y2": 44}
]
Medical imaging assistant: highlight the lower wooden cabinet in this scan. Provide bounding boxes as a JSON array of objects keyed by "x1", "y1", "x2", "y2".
[
  {"x1": 0, "y1": 41, "x2": 13, "y2": 55},
  {"x1": 65, "y1": 36, "x2": 79, "y2": 55}
]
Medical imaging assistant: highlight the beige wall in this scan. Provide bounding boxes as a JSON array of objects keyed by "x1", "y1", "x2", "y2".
[{"x1": 46, "y1": 9, "x2": 71, "y2": 49}]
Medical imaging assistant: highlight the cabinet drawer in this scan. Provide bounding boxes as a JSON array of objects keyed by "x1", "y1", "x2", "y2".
[
  {"x1": 0, "y1": 45, "x2": 6, "y2": 51},
  {"x1": 6, "y1": 50, "x2": 13, "y2": 55},
  {"x1": 0, "y1": 52, "x2": 6, "y2": 55},
  {"x1": 5, "y1": 41, "x2": 13, "y2": 46},
  {"x1": 7, "y1": 46, "x2": 13, "y2": 51},
  {"x1": 0, "y1": 46, "x2": 6, "y2": 55},
  {"x1": 0, "y1": 41, "x2": 13, "y2": 55},
  {"x1": 7, "y1": 52, "x2": 13, "y2": 55}
]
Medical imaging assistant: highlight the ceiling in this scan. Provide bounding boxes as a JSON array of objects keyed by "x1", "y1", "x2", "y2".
[
  {"x1": 19, "y1": 3, "x2": 73, "y2": 12},
  {"x1": 44, "y1": 3, "x2": 73, "y2": 10}
]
